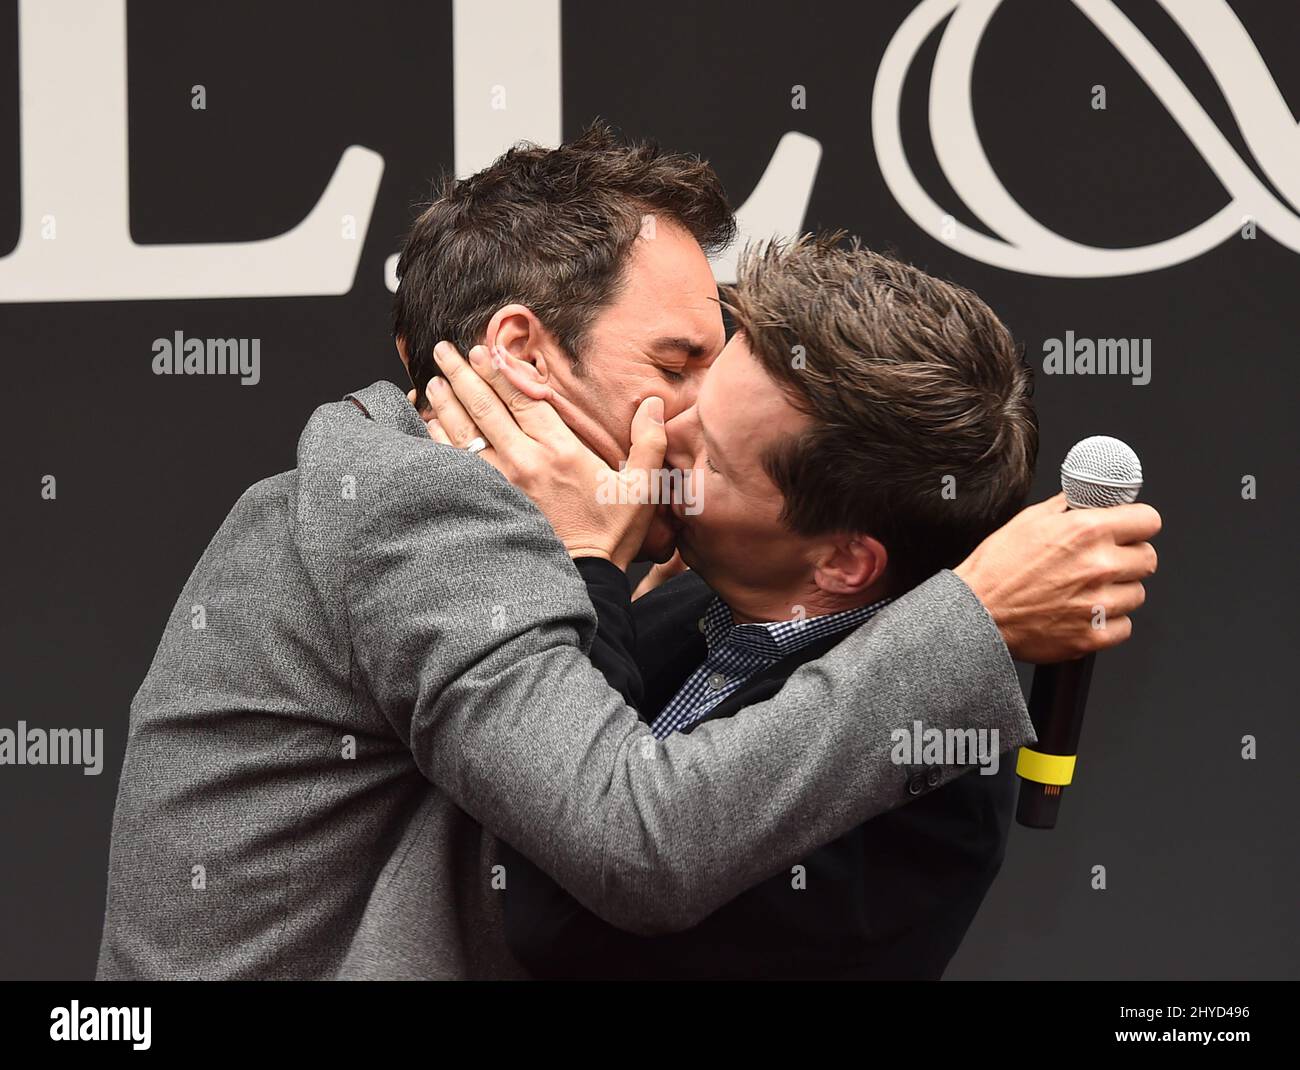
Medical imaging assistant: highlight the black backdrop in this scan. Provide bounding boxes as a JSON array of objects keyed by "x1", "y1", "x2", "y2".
[{"x1": 2, "y1": 0, "x2": 1297, "y2": 980}]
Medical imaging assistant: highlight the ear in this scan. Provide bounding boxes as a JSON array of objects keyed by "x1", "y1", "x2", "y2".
[
  {"x1": 484, "y1": 304, "x2": 561, "y2": 386},
  {"x1": 811, "y1": 534, "x2": 888, "y2": 598},
  {"x1": 395, "y1": 335, "x2": 411, "y2": 370}
]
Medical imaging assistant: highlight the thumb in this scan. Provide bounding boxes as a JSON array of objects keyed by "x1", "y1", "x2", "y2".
[
  {"x1": 626, "y1": 396, "x2": 667, "y2": 474},
  {"x1": 656, "y1": 549, "x2": 688, "y2": 580},
  {"x1": 632, "y1": 549, "x2": 689, "y2": 600}
]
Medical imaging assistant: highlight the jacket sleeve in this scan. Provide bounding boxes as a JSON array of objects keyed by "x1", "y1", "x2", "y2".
[
  {"x1": 342, "y1": 445, "x2": 1035, "y2": 936},
  {"x1": 497, "y1": 554, "x2": 652, "y2": 974}
]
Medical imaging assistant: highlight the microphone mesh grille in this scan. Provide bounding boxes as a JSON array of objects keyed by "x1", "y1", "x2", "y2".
[{"x1": 1060, "y1": 436, "x2": 1143, "y2": 508}]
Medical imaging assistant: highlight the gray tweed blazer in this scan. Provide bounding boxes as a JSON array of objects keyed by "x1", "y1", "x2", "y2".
[{"x1": 95, "y1": 380, "x2": 1034, "y2": 980}]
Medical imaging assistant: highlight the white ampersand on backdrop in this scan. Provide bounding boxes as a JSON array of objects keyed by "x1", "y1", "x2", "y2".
[{"x1": 872, "y1": 0, "x2": 1300, "y2": 276}]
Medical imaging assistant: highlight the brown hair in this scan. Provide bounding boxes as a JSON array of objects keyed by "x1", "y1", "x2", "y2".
[
  {"x1": 393, "y1": 121, "x2": 736, "y2": 408},
  {"x1": 722, "y1": 233, "x2": 1038, "y2": 594}
]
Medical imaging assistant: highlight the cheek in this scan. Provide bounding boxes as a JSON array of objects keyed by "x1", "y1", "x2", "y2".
[
  {"x1": 718, "y1": 494, "x2": 789, "y2": 549},
  {"x1": 658, "y1": 384, "x2": 695, "y2": 423},
  {"x1": 693, "y1": 482, "x2": 745, "y2": 536},
  {"x1": 586, "y1": 361, "x2": 648, "y2": 413},
  {"x1": 626, "y1": 365, "x2": 691, "y2": 419}
]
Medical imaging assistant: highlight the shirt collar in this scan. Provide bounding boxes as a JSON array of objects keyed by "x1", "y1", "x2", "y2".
[{"x1": 701, "y1": 594, "x2": 893, "y2": 662}]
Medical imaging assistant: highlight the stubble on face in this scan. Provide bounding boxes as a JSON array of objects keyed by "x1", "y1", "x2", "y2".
[{"x1": 546, "y1": 221, "x2": 727, "y2": 562}]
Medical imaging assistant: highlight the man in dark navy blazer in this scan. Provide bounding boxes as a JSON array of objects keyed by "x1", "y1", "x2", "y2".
[
  {"x1": 418, "y1": 229, "x2": 1158, "y2": 980},
  {"x1": 502, "y1": 565, "x2": 1018, "y2": 980},
  {"x1": 496, "y1": 235, "x2": 1039, "y2": 979}
]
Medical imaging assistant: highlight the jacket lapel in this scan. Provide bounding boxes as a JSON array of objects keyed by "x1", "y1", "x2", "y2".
[{"x1": 631, "y1": 571, "x2": 712, "y2": 721}]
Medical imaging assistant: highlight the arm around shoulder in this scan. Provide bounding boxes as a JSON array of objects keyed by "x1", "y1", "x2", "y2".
[{"x1": 342, "y1": 452, "x2": 1033, "y2": 935}]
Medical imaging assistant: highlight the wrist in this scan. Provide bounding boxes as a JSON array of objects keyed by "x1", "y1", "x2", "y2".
[
  {"x1": 951, "y1": 561, "x2": 1011, "y2": 645},
  {"x1": 568, "y1": 545, "x2": 614, "y2": 564},
  {"x1": 951, "y1": 559, "x2": 983, "y2": 606}
]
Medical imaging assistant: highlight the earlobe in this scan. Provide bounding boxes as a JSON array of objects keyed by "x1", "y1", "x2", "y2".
[{"x1": 395, "y1": 336, "x2": 411, "y2": 369}]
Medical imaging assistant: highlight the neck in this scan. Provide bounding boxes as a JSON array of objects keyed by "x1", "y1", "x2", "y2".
[{"x1": 717, "y1": 576, "x2": 887, "y2": 626}]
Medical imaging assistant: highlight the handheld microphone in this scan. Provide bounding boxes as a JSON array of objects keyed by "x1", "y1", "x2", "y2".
[{"x1": 1015, "y1": 436, "x2": 1143, "y2": 829}]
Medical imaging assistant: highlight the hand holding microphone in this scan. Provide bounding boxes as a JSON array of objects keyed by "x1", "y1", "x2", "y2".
[
  {"x1": 954, "y1": 443, "x2": 1160, "y2": 665},
  {"x1": 957, "y1": 436, "x2": 1159, "y2": 828}
]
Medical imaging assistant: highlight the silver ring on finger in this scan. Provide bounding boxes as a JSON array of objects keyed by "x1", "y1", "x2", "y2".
[{"x1": 465, "y1": 435, "x2": 488, "y2": 456}]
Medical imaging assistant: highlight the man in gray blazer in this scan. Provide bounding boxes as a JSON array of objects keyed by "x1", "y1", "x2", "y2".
[{"x1": 96, "y1": 126, "x2": 1159, "y2": 980}]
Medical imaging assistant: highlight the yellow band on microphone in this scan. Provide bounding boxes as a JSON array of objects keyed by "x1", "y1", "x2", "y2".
[{"x1": 1016, "y1": 747, "x2": 1077, "y2": 786}]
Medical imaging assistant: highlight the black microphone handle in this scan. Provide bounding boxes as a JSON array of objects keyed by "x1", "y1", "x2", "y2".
[{"x1": 1015, "y1": 652, "x2": 1096, "y2": 829}]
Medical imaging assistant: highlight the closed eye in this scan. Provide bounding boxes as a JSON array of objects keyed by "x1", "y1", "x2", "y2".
[{"x1": 659, "y1": 367, "x2": 686, "y2": 383}]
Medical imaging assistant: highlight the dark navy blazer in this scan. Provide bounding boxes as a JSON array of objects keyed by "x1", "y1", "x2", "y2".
[{"x1": 500, "y1": 566, "x2": 1017, "y2": 980}]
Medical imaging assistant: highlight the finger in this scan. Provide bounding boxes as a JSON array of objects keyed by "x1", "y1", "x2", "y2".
[
  {"x1": 1107, "y1": 541, "x2": 1158, "y2": 582},
  {"x1": 659, "y1": 549, "x2": 688, "y2": 578},
  {"x1": 626, "y1": 395, "x2": 667, "y2": 475},
  {"x1": 1098, "y1": 581, "x2": 1146, "y2": 618},
  {"x1": 432, "y1": 343, "x2": 532, "y2": 453},
  {"x1": 427, "y1": 417, "x2": 453, "y2": 446},
  {"x1": 1093, "y1": 502, "x2": 1162, "y2": 545},
  {"x1": 635, "y1": 550, "x2": 690, "y2": 599},
  {"x1": 409, "y1": 386, "x2": 437, "y2": 423},
  {"x1": 1024, "y1": 491, "x2": 1068, "y2": 517},
  {"x1": 425, "y1": 376, "x2": 485, "y2": 448},
  {"x1": 424, "y1": 384, "x2": 504, "y2": 471},
  {"x1": 1091, "y1": 614, "x2": 1133, "y2": 650},
  {"x1": 478, "y1": 344, "x2": 570, "y2": 440},
  {"x1": 488, "y1": 345, "x2": 552, "y2": 402}
]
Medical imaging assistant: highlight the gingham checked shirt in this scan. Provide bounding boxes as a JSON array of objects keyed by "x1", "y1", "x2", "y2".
[{"x1": 648, "y1": 594, "x2": 893, "y2": 739}]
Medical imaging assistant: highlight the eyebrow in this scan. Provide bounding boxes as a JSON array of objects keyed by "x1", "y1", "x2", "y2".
[{"x1": 649, "y1": 336, "x2": 710, "y2": 360}]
